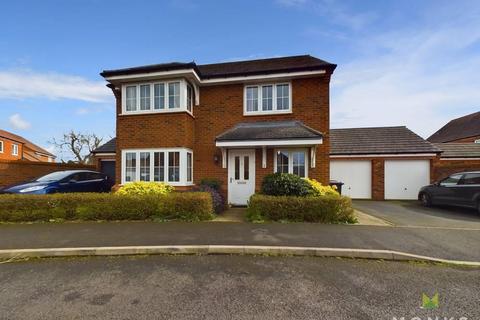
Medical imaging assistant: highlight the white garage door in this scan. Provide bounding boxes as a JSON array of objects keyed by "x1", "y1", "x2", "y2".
[
  {"x1": 384, "y1": 160, "x2": 430, "y2": 200},
  {"x1": 330, "y1": 160, "x2": 372, "y2": 199}
]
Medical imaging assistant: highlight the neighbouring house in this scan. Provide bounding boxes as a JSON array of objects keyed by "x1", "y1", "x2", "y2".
[
  {"x1": 0, "y1": 129, "x2": 55, "y2": 162},
  {"x1": 95, "y1": 55, "x2": 444, "y2": 203},
  {"x1": 426, "y1": 111, "x2": 480, "y2": 180},
  {"x1": 428, "y1": 111, "x2": 480, "y2": 143}
]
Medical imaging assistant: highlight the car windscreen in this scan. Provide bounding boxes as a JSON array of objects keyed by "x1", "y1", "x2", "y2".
[{"x1": 35, "y1": 171, "x2": 75, "y2": 182}]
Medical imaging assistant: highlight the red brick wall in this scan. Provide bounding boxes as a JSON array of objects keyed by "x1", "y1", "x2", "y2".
[
  {"x1": 432, "y1": 158, "x2": 480, "y2": 181},
  {"x1": 0, "y1": 138, "x2": 23, "y2": 161},
  {"x1": 193, "y1": 76, "x2": 331, "y2": 196},
  {"x1": 0, "y1": 160, "x2": 95, "y2": 188},
  {"x1": 114, "y1": 76, "x2": 332, "y2": 192}
]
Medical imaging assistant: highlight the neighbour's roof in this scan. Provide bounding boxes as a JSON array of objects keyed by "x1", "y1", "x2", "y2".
[
  {"x1": 0, "y1": 129, "x2": 55, "y2": 157},
  {"x1": 433, "y1": 143, "x2": 480, "y2": 158},
  {"x1": 216, "y1": 121, "x2": 323, "y2": 141},
  {"x1": 427, "y1": 111, "x2": 480, "y2": 143},
  {"x1": 101, "y1": 55, "x2": 336, "y2": 79},
  {"x1": 330, "y1": 126, "x2": 441, "y2": 155},
  {"x1": 91, "y1": 138, "x2": 116, "y2": 154}
]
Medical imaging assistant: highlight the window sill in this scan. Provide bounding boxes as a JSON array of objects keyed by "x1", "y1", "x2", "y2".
[
  {"x1": 119, "y1": 109, "x2": 194, "y2": 118},
  {"x1": 243, "y1": 110, "x2": 292, "y2": 116}
]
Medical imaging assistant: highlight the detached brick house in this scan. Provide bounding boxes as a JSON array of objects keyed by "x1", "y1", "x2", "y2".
[
  {"x1": 97, "y1": 55, "x2": 334, "y2": 204},
  {"x1": 95, "y1": 55, "x2": 445, "y2": 202},
  {"x1": 0, "y1": 129, "x2": 55, "y2": 162}
]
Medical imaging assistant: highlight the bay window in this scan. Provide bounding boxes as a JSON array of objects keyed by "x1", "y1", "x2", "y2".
[
  {"x1": 274, "y1": 149, "x2": 308, "y2": 178},
  {"x1": 122, "y1": 79, "x2": 194, "y2": 115},
  {"x1": 122, "y1": 148, "x2": 193, "y2": 185},
  {"x1": 244, "y1": 83, "x2": 291, "y2": 115}
]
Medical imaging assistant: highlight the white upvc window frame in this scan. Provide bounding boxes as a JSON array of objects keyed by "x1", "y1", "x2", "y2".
[
  {"x1": 12, "y1": 144, "x2": 18, "y2": 156},
  {"x1": 0, "y1": 140, "x2": 3, "y2": 153},
  {"x1": 121, "y1": 79, "x2": 193, "y2": 116},
  {"x1": 273, "y1": 148, "x2": 308, "y2": 178},
  {"x1": 121, "y1": 148, "x2": 193, "y2": 186},
  {"x1": 244, "y1": 82, "x2": 292, "y2": 116}
]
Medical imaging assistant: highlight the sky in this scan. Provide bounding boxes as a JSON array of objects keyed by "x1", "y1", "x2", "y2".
[{"x1": 1, "y1": 0, "x2": 479, "y2": 160}]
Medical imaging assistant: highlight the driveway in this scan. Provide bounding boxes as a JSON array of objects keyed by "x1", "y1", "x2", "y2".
[{"x1": 353, "y1": 200, "x2": 480, "y2": 229}]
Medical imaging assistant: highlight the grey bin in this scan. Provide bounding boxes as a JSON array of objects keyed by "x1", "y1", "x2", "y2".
[{"x1": 329, "y1": 180, "x2": 344, "y2": 195}]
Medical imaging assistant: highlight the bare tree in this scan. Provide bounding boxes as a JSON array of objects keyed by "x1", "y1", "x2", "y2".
[{"x1": 51, "y1": 131, "x2": 103, "y2": 164}]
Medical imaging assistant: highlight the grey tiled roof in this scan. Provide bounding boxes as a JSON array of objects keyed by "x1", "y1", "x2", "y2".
[
  {"x1": 101, "y1": 55, "x2": 336, "y2": 79},
  {"x1": 434, "y1": 143, "x2": 480, "y2": 158},
  {"x1": 330, "y1": 126, "x2": 441, "y2": 155},
  {"x1": 92, "y1": 138, "x2": 116, "y2": 154},
  {"x1": 216, "y1": 121, "x2": 323, "y2": 141},
  {"x1": 428, "y1": 111, "x2": 480, "y2": 143}
]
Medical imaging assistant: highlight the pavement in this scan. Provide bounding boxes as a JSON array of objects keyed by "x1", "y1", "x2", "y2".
[
  {"x1": 0, "y1": 221, "x2": 479, "y2": 261},
  {"x1": 0, "y1": 255, "x2": 477, "y2": 320},
  {"x1": 353, "y1": 200, "x2": 480, "y2": 228}
]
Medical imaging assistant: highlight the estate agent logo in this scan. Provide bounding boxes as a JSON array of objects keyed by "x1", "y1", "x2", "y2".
[{"x1": 422, "y1": 292, "x2": 439, "y2": 310}]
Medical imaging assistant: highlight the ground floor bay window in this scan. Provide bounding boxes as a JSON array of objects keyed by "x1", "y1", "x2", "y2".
[
  {"x1": 121, "y1": 148, "x2": 193, "y2": 186},
  {"x1": 274, "y1": 149, "x2": 308, "y2": 178}
]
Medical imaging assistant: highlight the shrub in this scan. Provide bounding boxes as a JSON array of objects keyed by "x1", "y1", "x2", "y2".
[
  {"x1": 116, "y1": 181, "x2": 174, "y2": 196},
  {"x1": 305, "y1": 178, "x2": 339, "y2": 197},
  {"x1": 247, "y1": 194, "x2": 356, "y2": 224},
  {"x1": 261, "y1": 173, "x2": 312, "y2": 197},
  {"x1": 199, "y1": 178, "x2": 221, "y2": 191},
  {"x1": 193, "y1": 185, "x2": 225, "y2": 214},
  {"x1": 0, "y1": 192, "x2": 214, "y2": 223}
]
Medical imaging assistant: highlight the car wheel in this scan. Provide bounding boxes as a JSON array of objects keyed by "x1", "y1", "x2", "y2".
[{"x1": 420, "y1": 193, "x2": 432, "y2": 207}]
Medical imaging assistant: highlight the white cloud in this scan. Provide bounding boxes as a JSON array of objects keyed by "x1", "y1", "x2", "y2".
[
  {"x1": 0, "y1": 69, "x2": 110, "y2": 103},
  {"x1": 9, "y1": 113, "x2": 31, "y2": 130},
  {"x1": 330, "y1": 4, "x2": 480, "y2": 138}
]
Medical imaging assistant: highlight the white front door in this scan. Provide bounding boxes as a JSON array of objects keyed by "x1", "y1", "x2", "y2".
[
  {"x1": 384, "y1": 160, "x2": 430, "y2": 200},
  {"x1": 228, "y1": 149, "x2": 255, "y2": 205}
]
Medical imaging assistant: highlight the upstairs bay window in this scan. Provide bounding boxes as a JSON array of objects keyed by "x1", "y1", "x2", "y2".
[
  {"x1": 122, "y1": 80, "x2": 194, "y2": 115},
  {"x1": 244, "y1": 83, "x2": 291, "y2": 115},
  {"x1": 274, "y1": 149, "x2": 308, "y2": 178},
  {"x1": 122, "y1": 148, "x2": 193, "y2": 186}
]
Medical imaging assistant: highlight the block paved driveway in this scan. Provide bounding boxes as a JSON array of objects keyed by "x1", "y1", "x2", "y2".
[{"x1": 353, "y1": 200, "x2": 480, "y2": 229}]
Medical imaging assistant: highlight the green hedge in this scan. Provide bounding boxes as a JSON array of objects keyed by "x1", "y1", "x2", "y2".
[
  {"x1": 247, "y1": 194, "x2": 356, "y2": 224},
  {"x1": 0, "y1": 192, "x2": 214, "y2": 223}
]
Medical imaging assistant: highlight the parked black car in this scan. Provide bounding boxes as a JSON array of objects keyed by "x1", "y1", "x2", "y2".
[
  {"x1": 0, "y1": 170, "x2": 114, "y2": 194},
  {"x1": 418, "y1": 171, "x2": 480, "y2": 213}
]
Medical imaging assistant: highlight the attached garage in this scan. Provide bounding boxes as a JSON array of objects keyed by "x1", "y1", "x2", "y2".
[
  {"x1": 330, "y1": 160, "x2": 371, "y2": 199},
  {"x1": 384, "y1": 160, "x2": 430, "y2": 200},
  {"x1": 330, "y1": 126, "x2": 441, "y2": 200}
]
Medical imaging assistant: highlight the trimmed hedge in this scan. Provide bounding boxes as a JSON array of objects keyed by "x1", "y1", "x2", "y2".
[
  {"x1": 247, "y1": 194, "x2": 356, "y2": 224},
  {"x1": 0, "y1": 192, "x2": 214, "y2": 223}
]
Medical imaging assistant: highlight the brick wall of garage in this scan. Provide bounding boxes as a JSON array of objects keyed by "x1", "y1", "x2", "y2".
[
  {"x1": 0, "y1": 160, "x2": 95, "y2": 188},
  {"x1": 331, "y1": 156, "x2": 436, "y2": 200},
  {"x1": 432, "y1": 158, "x2": 480, "y2": 181}
]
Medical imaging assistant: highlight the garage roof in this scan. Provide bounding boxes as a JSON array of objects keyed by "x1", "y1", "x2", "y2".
[
  {"x1": 91, "y1": 138, "x2": 116, "y2": 154},
  {"x1": 433, "y1": 143, "x2": 480, "y2": 158},
  {"x1": 216, "y1": 121, "x2": 323, "y2": 142},
  {"x1": 330, "y1": 126, "x2": 441, "y2": 155}
]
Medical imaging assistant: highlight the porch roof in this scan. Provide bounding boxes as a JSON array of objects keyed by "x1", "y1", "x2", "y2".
[{"x1": 215, "y1": 121, "x2": 323, "y2": 147}]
